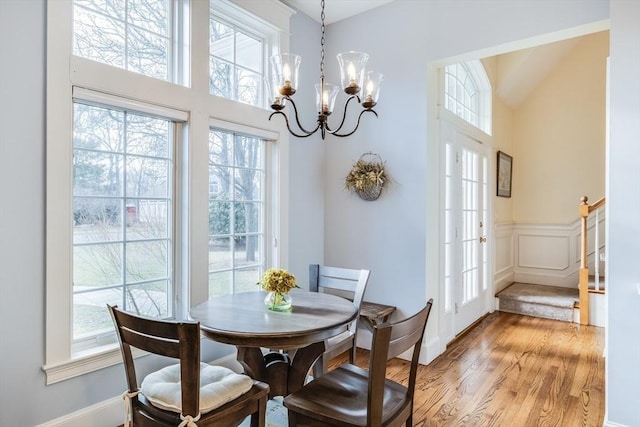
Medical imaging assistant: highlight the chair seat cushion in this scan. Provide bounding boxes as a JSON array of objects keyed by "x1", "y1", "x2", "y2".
[{"x1": 141, "y1": 363, "x2": 253, "y2": 414}]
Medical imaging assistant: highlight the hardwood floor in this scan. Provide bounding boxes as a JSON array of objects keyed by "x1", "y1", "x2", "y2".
[{"x1": 330, "y1": 312, "x2": 605, "y2": 427}]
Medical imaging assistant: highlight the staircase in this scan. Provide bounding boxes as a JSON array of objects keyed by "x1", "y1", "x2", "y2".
[
  {"x1": 496, "y1": 195, "x2": 606, "y2": 326},
  {"x1": 497, "y1": 282, "x2": 578, "y2": 322}
]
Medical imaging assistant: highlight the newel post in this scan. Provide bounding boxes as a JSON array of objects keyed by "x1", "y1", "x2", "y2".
[{"x1": 579, "y1": 196, "x2": 590, "y2": 325}]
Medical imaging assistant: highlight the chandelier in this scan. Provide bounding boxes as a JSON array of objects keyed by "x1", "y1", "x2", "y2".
[{"x1": 268, "y1": 0, "x2": 383, "y2": 139}]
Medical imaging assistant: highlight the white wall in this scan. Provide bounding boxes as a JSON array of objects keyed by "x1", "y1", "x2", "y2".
[
  {"x1": 607, "y1": 1, "x2": 640, "y2": 425},
  {"x1": 513, "y1": 31, "x2": 608, "y2": 224}
]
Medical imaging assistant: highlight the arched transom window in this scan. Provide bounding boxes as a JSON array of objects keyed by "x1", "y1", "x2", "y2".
[{"x1": 444, "y1": 60, "x2": 491, "y2": 134}]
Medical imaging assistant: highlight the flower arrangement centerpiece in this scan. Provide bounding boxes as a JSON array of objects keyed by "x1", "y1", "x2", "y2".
[
  {"x1": 345, "y1": 152, "x2": 389, "y2": 201},
  {"x1": 258, "y1": 268, "x2": 299, "y2": 311}
]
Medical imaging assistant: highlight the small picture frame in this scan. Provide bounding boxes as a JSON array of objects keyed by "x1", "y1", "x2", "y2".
[{"x1": 497, "y1": 151, "x2": 513, "y2": 198}]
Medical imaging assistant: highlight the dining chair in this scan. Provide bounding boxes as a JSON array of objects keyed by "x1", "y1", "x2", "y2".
[
  {"x1": 308, "y1": 264, "x2": 371, "y2": 377},
  {"x1": 108, "y1": 305, "x2": 269, "y2": 427},
  {"x1": 283, "y1": 299, "x2": 434, "y2": 427}
]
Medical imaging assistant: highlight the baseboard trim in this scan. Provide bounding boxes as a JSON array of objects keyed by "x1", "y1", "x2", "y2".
[
  {"x1": 604, "y1": 420, "x2": 630, "y2": 427},
  {"x1": 395, "y1": 335, "x2": 441, "y2": 365},
  {"x1": 35, "y1": 396, "x2": 123, "y2": 427}
]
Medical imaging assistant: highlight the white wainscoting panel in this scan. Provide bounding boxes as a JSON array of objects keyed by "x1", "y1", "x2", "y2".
[
  {"x1": 512, "y1": 221, "x2": 579, "y2": 288},
  {"x1": 518, "y1": 234, "x2": 570, "y2": 270},
  {"x1": 494, "y1": 222, "x2": 515, "y2": 294}
]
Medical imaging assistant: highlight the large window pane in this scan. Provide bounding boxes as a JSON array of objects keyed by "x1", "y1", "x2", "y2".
[
  {"x1": 209, "y1": 13, "x2": 264, "y2": 106},
  {"x1": 73, "y1": 102, "x2": 173, "y2": 340},
  {"x1": 208, "y1": 129, "x2": 265, "y2": 297},
  {"x1": 73, "y1": 0, "x2": 172, "y2": 82}
]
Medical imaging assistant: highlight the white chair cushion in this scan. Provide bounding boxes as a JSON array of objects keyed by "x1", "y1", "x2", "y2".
[{"x1": 140, "y1": 363, "x2": 253, "y2": 414}]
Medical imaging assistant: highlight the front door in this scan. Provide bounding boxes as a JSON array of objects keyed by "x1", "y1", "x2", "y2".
[{"x1": 443, "y1": 122, "x2": 489, "y2": 336}]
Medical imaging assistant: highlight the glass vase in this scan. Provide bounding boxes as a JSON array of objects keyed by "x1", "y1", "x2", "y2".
[{"x1": 264, "y1": 291, "x2": 292, "y2": 312}]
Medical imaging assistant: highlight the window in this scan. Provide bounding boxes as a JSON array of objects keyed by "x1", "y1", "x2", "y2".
[
  {"x1": 444, "y1": 60, "x2": 492, "y2": 134},
  {"x1": 73, "y1": 0, "x2": 181, "y2": 82},
  {"x1": 210, "y1": 12, "x2": 266, "y2": 106},
  {"x1": 72, "y1": 101, "x2": 175, "y2": 348},
  {"x1": 46, "y1": 0, "x2": 291, "y2": 383},
  {"x1": 208, "y1": 129, "x2": 266, "y2": 297}
]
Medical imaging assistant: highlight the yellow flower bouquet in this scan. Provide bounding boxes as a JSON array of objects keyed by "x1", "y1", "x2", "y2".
[{"x1": 258, "y1": 268, "x2": 299, "y2": 311}]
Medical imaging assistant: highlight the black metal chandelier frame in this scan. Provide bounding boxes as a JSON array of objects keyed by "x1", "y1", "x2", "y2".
[{"x1": 268, "y1": 0, "x2": 379, "y2": 139}]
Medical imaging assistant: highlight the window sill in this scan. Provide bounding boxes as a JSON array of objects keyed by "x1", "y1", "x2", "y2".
[{"x1": 42, "y1": 344, "x2": 145, "y2": 385}]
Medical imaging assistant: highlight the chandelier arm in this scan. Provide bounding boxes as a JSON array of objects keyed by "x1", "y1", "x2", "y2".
[
  {"x1": 328, "y1": 108, "x2": 378, "y2": 138},
  {"x1": 268, "y1": 110, "x2": 321, "y2": 139},
  {"x1": 285, "y1": 96, "x2": 321, "y2": 135},
  {"x1": 323, "y1": 95, "x2": 361, "y2": 133}
]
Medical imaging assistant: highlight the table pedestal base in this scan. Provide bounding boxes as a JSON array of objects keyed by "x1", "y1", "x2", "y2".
[{"x1": 237, "y1": 341, "x2": 325, "y2": 398}]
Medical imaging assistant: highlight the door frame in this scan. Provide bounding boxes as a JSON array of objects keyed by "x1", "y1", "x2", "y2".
[{"x1": 437, "y1": 104, "x2": 495, "y2": 345}]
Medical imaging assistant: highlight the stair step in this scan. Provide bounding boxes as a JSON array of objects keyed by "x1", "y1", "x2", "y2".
[{"x1": 496, "y1": 283, "x2": 579, "y2": 323}]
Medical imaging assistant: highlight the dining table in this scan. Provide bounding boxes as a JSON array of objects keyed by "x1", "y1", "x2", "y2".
[{"x1": 189, "y1": 289, "x2": 358, "y2": 398}]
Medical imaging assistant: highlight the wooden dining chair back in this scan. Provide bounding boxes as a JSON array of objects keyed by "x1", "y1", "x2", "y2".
[
  {"x1": 108, "y1": 305, "x2": 269, "y2": 427},
  {"x1": 283, "y1": 299, "x2": 434, "y2": 427},
  {"x1": 309, "y1": 264, "x2": 371, "y2": 375}
]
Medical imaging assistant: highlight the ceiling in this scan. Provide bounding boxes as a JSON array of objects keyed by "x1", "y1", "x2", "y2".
[
  {"x1": 283, "y1": 0, "x2": 395, "y2": 25},
  {"x1": 494, "y1": 37, "x2": 581, "y2": 108},
  {"x1": 282, "y1": 1, "x2": 599, "y2": 109}
]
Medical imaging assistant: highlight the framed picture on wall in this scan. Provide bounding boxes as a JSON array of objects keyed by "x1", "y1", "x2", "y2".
[{"x1": 497, "y1": 151, "x2": 513, "y2": 198}]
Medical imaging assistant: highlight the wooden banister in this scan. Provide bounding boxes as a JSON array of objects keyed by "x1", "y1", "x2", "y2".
[{"x1": 579, "y1": 195, "x2": 606, "y2": 325}]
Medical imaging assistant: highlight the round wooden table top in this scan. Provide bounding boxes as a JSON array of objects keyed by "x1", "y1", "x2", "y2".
[{"x1": 190, "y1": 290, "x2": 358, "y2": 350}]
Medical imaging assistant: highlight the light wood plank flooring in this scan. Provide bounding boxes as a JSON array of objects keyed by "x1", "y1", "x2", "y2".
[{"x1": 331, "y1": 312, "x2": 605, "y2": 427}]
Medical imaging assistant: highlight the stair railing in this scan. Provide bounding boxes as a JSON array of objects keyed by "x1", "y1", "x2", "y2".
[{"x1": 579, "y1": 195, "x2": 606, "y2": 325}]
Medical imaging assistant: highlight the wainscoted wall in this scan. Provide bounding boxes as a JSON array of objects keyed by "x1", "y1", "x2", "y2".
[
  {"x1": 494, "y1": 214, "x2": 605, "y2": 291},
  {"x1": 494, "y1": 223, "x2": 516, "y2": 294}
]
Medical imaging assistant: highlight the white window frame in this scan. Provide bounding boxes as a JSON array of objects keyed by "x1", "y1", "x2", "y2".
[{"x1": 45, "y1": 0, "x2": 292, "y2": 384}]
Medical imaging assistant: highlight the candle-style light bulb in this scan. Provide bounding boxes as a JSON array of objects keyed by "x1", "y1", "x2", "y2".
[
  {"x1": 366, "y1": 80, "x2": 374, "y2": 97},
  {"x1": 283, "y1": 63, "x2": 291, "y2": 84},
  {"x1": 347, "y1": 62, "x2": 356, "y2": 83},
  {"x1": 322, "y1": 90, "x2": 330, "y2": 113}
]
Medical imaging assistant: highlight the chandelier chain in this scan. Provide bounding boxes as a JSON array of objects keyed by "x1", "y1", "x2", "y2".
[{"x1": 320, "y1": 0, "x2": 325, "y2": 80}]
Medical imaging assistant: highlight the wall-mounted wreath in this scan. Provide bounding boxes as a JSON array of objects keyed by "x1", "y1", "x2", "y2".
[{"x1": 345, "y1": 152, "x2": 389, "y2": 201}]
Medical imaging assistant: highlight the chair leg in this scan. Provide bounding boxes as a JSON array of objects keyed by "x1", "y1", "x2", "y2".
[
  {"x1": 349, "y1": 345, "x2": 357, "y2": 365},
  {"x1": 287, "y1": 410, "x2": 297, "y2": 427},
  {"x1": 251, "y1": 395, "x2": 267, "y2": 427}
]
